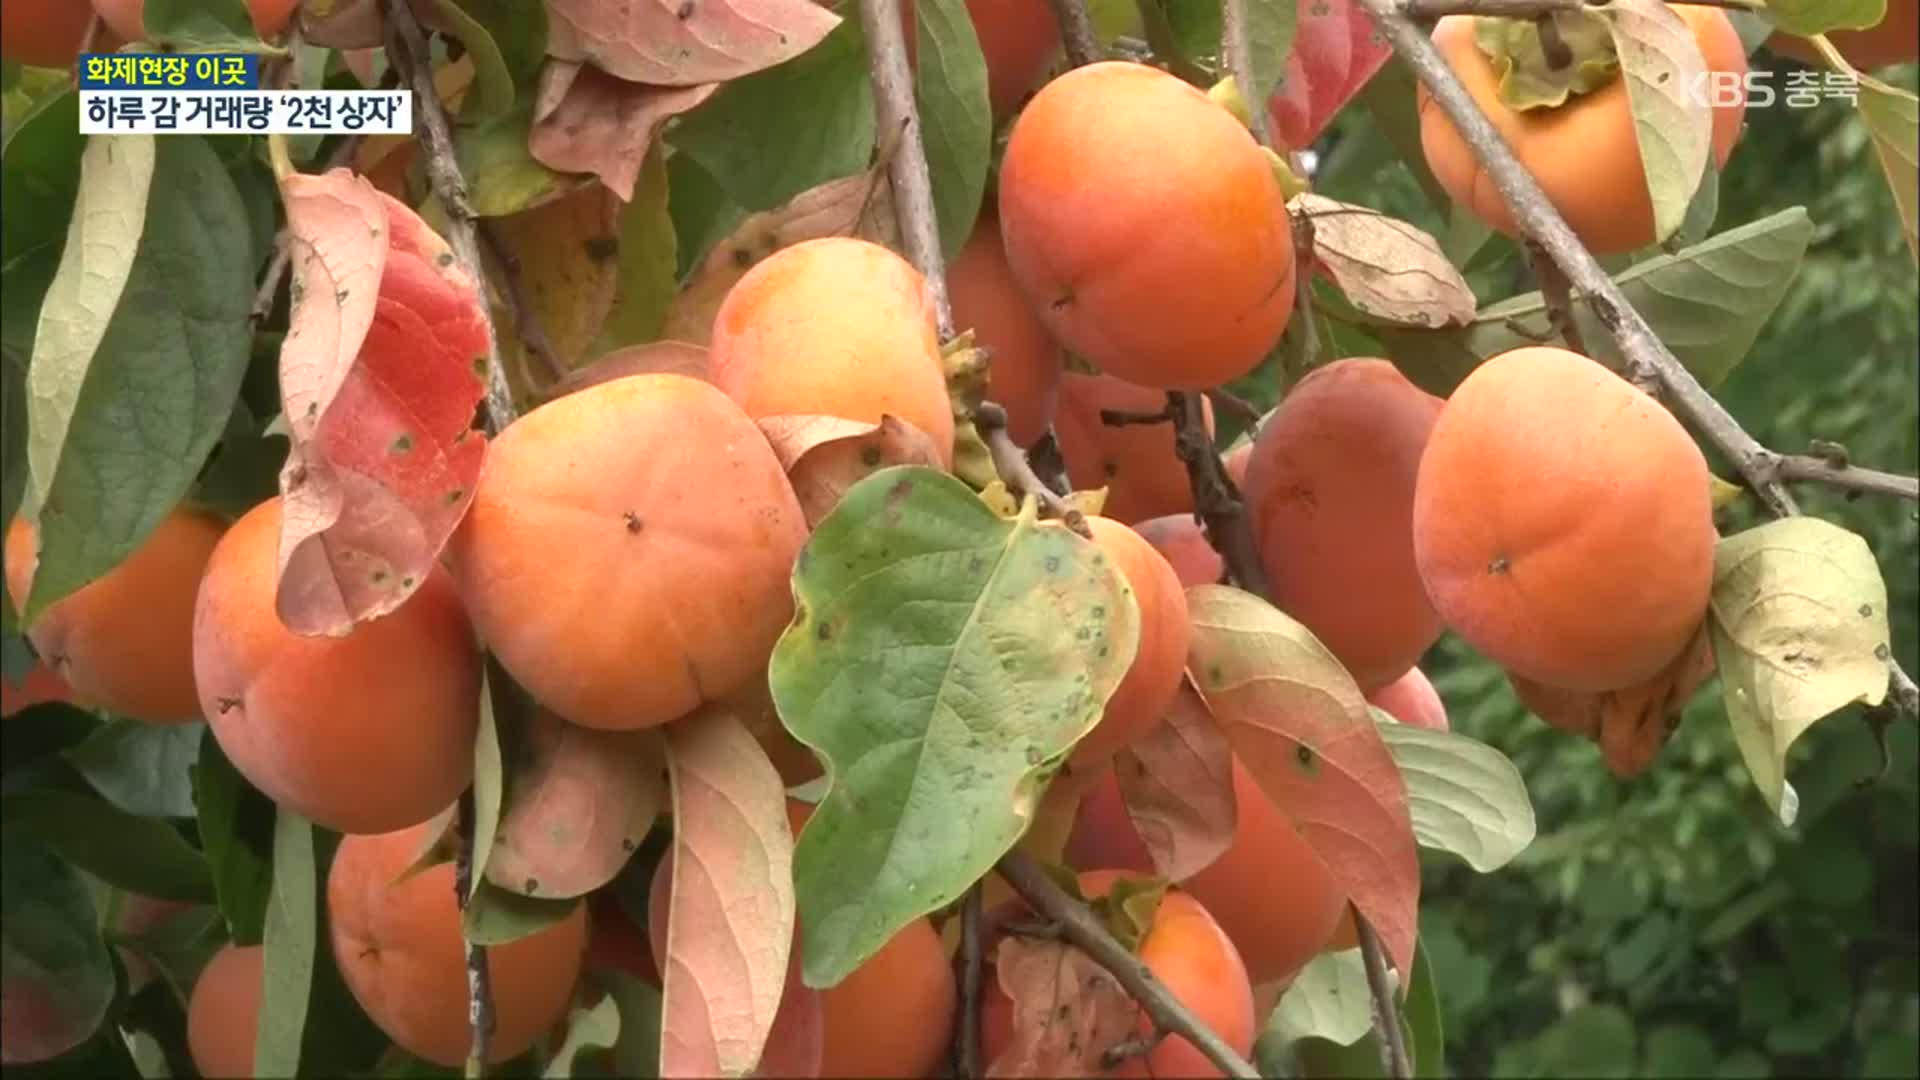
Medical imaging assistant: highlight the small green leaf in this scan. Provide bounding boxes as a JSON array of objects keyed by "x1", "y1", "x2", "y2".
[
  {"x1": 1593, "y1": 0, "x2": 1714, "y2": 246},
  {"x1": 192, "y1": 736, "x2": 275, "y2": 945},
  {"x1": 119, "y1": 1027, "x2": 171, "y2": 1078},
  {"x1": 0, "y1": 789, "x2": 213, "y2": 903},
  {"x1": 1405, "y1": 943, "x2": 1444, "y2": 1077},
  {"x1": 1709, "y1": 517, "x2": 1892, "y2": 826},
  {"x1": 773, "y1": 466, "x2": 1140, "y2": 987},
  {"x1": 1857, "y1": 76, "x2": 1918, "y2": 261},
  {"x1": 583, "y1": 970, "x2": 663, "y2": 1079},
  {"x1": 1641, "y1": 1024, "x2": 1718, "y2": 1078},
  {"x1": 1358, "y1": 58, "x2": 1451, "y2": 214},
  {"x1": 1267, "y1": 947, "x2": 1374, "y2": 1048},
  {"x1": 1765, "y1": 0, "x2": 1887, "y2": 35},
  {"x1": 1243, "y1": 0, "x2": 1300, "y2": 110},
  {"x1": 667, "y1": 152, "x2": 745, "y2": 284},
  {"x1": 63, "y1": 720, "x2": 203, "y2": 819},
  {"x1": 0, "y1": 834, "x2": 115, "y2": 1065},
  {"x1": 543, "y1": 992, "x2": 622, "y2": 1078},
  {"x1": 255, "y1": 812, "x2": 315, "y2": 1076},
  {"x1": 457, "y1": 104, "x2": 573, "y2": 218},
  {"x1": 462, "y1": 882, "x2": 579, "y2": 946},
  {"x1": 593, "y1": 146, "x2": 677, "y2": 351},
  {"x1": 108, "y1": 901, "x2": 225, "y2": 1006},
  {"x1": 1374, "y1": 712, "x2": 1536, "y2": 872},
  {"x1": 424, "y1": 0, "x2": 517, "y2": 121},
  {"x1": 914, "y1": 0, "x2": 991, "y2": 258},
  {"x1": 469, "y1": 661, "x2": 508, "y2": 900}
]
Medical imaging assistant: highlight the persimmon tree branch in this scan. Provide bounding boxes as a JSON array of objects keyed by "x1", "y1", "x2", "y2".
[
  {"x1": 1358, "y1": 0, "x2": 1919, "y2": 724},
  {"x1": 1049, "y1": 0, "x2": 1103, "y2": 67},
  {"x1": 996, "y1": 851, "x2": 1262, "y2": 1080},
  {"x1": 477, "y1": 223, "x2": 566, "y2": 387},
  {"x1": 1356, "y1": 916, "x2": 1413, "y2": 1079},
  {"x1": 453, "y1": 791, "x2": 494, "y2": 1078},
  {"x1": 1770, "y1": 455, "x2": 1920, "y2": 501},
  {"x1": 954, "y1": 884, "x2": 985, "y2": 1079}
]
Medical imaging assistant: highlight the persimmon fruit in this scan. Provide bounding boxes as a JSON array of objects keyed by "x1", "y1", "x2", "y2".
[
  {"x1": 998, "y1": 61, "x2": 1295, "y2": 389},
  {"x1": 1242, "y1": 358, "x2": 1445, "y2": 692},
  {"x1": 0, "y1": 661, "x2": 74, "y2": 718},
  {"x1": 1133, "y1": 514, "x2": 1225, "y2": 588},
  {"x1": 1413, "y1": 346, "x2": 1717, "y2": 693},
  {"x1": 2, "y1": 0, "x2": 96, "y2": 67},
  {"x1": 1368, "y1": 667, "x2": 1450, "y2": 732},
  {"x1": 193, "y1": 497, "x2": 480, "y2": 835},
  {"x1": 450, "y1": 373, "x2": 809, "y2": 732},
  {"x1": 186, "y1": 943, "x2": 264, "y2": 1079},
  {"x1": 948, "y1": 209, "x2": 1064, "y2": 447},
  {"x1": 1052, "y1": 372, "x2": 1214, "y2": 524},
  {"x1": 92, "y1": 0, "x2": 299, "y2": 43},
  {"x1": 328, "y1": 823, "x2": 589, "y2": 1068},
  {"x1": 708, "y1": 237, "x2": 956, "y2": 467},
  {"x1": 1419, "y1": 4, "x2": 1748, "y2": 254},
  {"x1": 7, "y1": 507, "x2": 223, "y2": 724},
  {"x1": 967, "y1": 0, "x2": 1064, "y2": 120}
]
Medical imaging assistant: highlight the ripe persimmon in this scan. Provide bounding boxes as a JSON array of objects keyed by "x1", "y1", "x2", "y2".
[
  {"x1": 708, "y1": 237, "x2": 956, "y2": 467},
  {"x1": 2, "y1": 0, "x2": 95, "y2": 67},
  {"x1": 998, "y1": 62, "x2": 1295, "y2": 389},
  {"x1": 7, "y1": 507, "x2": 223, "y2": 724},
  {"x1": 1419, "y1": 4, "x2": 1748, "y2": 254},
  {"x1": 968, "y1": 0, "x2": 1063, "y2": 120},
  {"x1": 1242, "y1": 359, "x2": 1444, "y2": 692},
  {"x1": 1367, "y1": 667, "x2": 1449, "y2": 732},
  {"x1": 93, "y1": 0, "x2": 298, "y2": 42},
  {"x1": 1052, "y1": 372, "x2": 1213, "y2": 524},
  {"x1": 1133, "y1": 514, "x2": 1225, "y2": 588},
  {"x1": 329, "y1": 823, "x2": 589, "y2": 1068},
  {"x1": 193, "y1": 498, "x2": 479, "y2": 835},
  {"x1": 450, "y1": 374, "x2": 808, "y2": 732},
  {"x1": 949, "y1": 209, "x2": 1064, "y2": 447},
  {"x1": 1413, "y1": 346, "x2": 1716, "y2": 692},
  {"x1": 187, "y1": 943, "x2": 263, "y2": 1079}
]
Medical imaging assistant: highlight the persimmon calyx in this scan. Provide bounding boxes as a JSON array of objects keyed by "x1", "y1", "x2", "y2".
[{"x1": 1475, "y1": 11, "x2": 1620, "y2": 111}]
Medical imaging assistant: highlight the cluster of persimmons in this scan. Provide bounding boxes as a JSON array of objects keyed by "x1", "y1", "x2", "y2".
[{"x1": 8, "y1": 0, "x2": 1913, "y2": 1076}]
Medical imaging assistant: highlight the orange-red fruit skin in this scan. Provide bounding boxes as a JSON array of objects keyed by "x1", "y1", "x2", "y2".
[
  {"x1": 948, "y1": 209, "x2": 1064, "y2": 447},
  {"x1": 186, "y1": 943, "x2": 263, "y2": 1079},
  {"x1": 7, "y1": 509, "x2": 223, "y2": 724},
  {"x1": 193, "y1": 498, "x2": 480, "y2": 835},
  {"x1": 1133, "y1": 514, "x2": 1225, "y2": 588},
  {"x1": 450, "y1": 373, "x2": 809, "y2": 732},
  {"x1": 1243, "y1": 359, "x2": 1445, "y2": 693},
  {"x1": 1068, "y1": 518, "x2": 1189, "y2": 766},
  {"x1": 998, "y1": 62, "x2": 1295, "y2": 389},
  {"x1": 1367, "y1": 667, "x2": 1450, "y2": 732},
  {"x1": 92, "y1": 0, "x2": 299, "y2": 42},
  {"x1": 1413, "y1": 346, "x2": 1716, "y2": 693},
  {"x1": 708, "y1": 237, "x2": 956, "y2": 467},
  {"x1": 329, "y1": 824, "x2": 588, "y2": 1068},
  {"x1": 1419, "y1": 6, "x2": 1748, "y2": 255},
  {"x1": 1053, "y1": 372, "x2": 1214, "y2": 525},
  {"x1": 966, "y1": 0, "x2": 1063, "y2": 120},
  {"x1": 2, "y1": 1, "x2": 95, "y2": 67}
]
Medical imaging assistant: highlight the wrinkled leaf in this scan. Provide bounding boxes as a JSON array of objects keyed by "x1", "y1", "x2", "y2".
[
  {"x1": 913, "y1": 0, "x2": 991, "y2": 257},
  {"x1": 0, "y1": 835, "x2": 114, "y2": 1065},
  {"x1": 1185, "y1": 585, "x2": 1419, "y2": 980},
  {"x1": 1709, "y1": 518, "x2": 1892, "y2": 825},
  {"x1": 775, "y1": 467, "x2": 1139, "y2": 987},
  {"x1": 1857, "y1": 75, "x2": 1918, "y2": 261},
  {"x1": 988, "y1": 936, "x2": 1138, "y2": 1078},
  {"x1": 0, "y1": 789, "x2": 213, "y2": 904},
  {"x1": 1595, "y1": 0, "x2": 1713, "y2": 244},
  {"x1": 1294, "y1": 193, "x2": 1475, "y2": 329},
  {"x1": 758, "y1": 415, "x2": 946, "y2": 528},
  {"x1": 1268, "y1": 0, "x2": 1391, "y2": 151},
  {"x1": 529, "y1": 62, "x2": 715, "y2": 203},
  {"x1": 23, "y1": 134, "x2": 252, "y2": 622},
  {"x1": 545, "y1": 992, "x2": 622, "y2": 1078},
  {"x1": 1268, "y1": 947, "x2": 1372, "y2": 1048},
  {"x1": 1114, "y1": 681, "x2": 1236, "y2": 882},
  {"x1": 1373, "y1": 713, "x2": 1535, "y2": 872},
  {"x1": 487, "y1": 712, "x2": 665, "y2": 899},
  {"x1": 62, "y1": 720, "x2": 203, "y2": 819},
  {"x1": 275, "y1": 171, "x2": 489, "y2": 636},
  {"x1": 256, "y1": 811, "x2": 315, "y2": 1077},
  {"x1": 658, "y1": 708, "x2": 794, "y2": 1077},
  {"x1": 545, "y1": 0, "x2": 839, "y2": 86}
]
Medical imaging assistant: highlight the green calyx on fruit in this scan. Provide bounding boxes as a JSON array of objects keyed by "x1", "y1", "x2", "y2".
[{"x1": 1476, "y1": 11, "x2": 1621, "y2": 111}]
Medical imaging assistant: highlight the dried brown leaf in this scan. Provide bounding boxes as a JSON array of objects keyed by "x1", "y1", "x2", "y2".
[
  {"x1": 1294, "y1": 193, "x2": 1476, "y2": 329},
  {"x1": 756, "y1": 415, "x2": 945, "y2": 527},
  {"x1": 545, "y1": 0, "x2": 841, "y2": 86},
  {"x1": 1509, "y1": 620, "x2": 1717, "y2": 779},
  {"x1": 987, "y1": 936, "x2": 1139, "y2": 1078},
  {"x1": 528, "y1": 61, "x2": 717, "y2": 202}
]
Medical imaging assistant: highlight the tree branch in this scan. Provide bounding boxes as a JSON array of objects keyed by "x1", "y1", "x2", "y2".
[
  {"x1": 454, "y1": 791, "x2": 494, "y2": 1078},
  {"x1": 978, "y1": 403, "x2": 1089, "y2": 536},
  {"x1": 1049, "y1": 0, "x2": 1103, "y2": 68},
  {"x1": 1358, "y1": 0, "x2": 1918, "y2": 722},
  {"x1": 954, "y1": 883, "x2": 985, "y2": 1079},
  {"x1": 477, "y1": 223, "x2": 567, "y2": 387},
  {"x1": 1356, "y1": 915, "x2": 1413, "y2": 1080},
  {"x1": 1770, "y1": 455, "x2": 1919, "y2": 502},
  {"x1": 1524, "y1": 238, "x2": 1589, "y2": 359},
  {"x1": 1168, "y1": 391, "x2": 1268, "y2": 596},
  {"x1": 995, "y1": 851, "x2": 1262, "y2": 1080},
  {"x1": 384, "y1": 0, "x2": 516, "y2": 436}
]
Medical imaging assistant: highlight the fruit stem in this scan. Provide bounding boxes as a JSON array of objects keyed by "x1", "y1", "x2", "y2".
[
  {"x1": 1048, "y1": 0, "x2": 1103, "y2": 68},
  {"x1": 1535, "y1": 13, "x2": 1573, "y2": 70}
]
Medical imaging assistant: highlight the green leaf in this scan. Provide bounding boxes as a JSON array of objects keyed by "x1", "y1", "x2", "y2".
[
  {"x1": 192, "y1": 402, "x2": 288, "y2": 518},
  {"x1": 1243, "y1": 0, "x2": 1300, "y2": 110},
  {"x1": 543, "y1": 992, "x2": 622, "y2": 1078},
  {"x1": 1671, "y1": 153, "x2": 1721, "y2": 251},
  {"x1": 462, "y1": 882, "x2": 579, "y2": 946},
  {"x1": 1405, "y1": 943, "x2": 1445, "y2": 1078},
  {"x1": 0, "y1": 833, "x2": 116, "y2": 1065},
  {"x1": 62, "y1": 720, "x2": 203, "y2": 819},
  {"x1": 1532, "y1": 1004, "x2": 1637, "y2": 1077},
  {"x1": 579, "y1": 970, "x2": 663, "y2": 1079},
  {"x1": 141, "y1": 0, "x2": 283, "y2": 53},
  {"x1": 1, "y1": 88, "x2": 82, "y2": 373},
  {"x1": 666, "y1": 152, "x2": 744, "y2": 284},
  {"x1": 469, "y1": 663, "x2": 507, "y2": 901},
  {"x1": 119, "y1": 1027, "x2": 170, "y2": 1078},
  {"x1": 914, "y1": 0, "x2": 991, "y2": 258},
  {"x1": 23, "y1": 134, "x2": 253, "y2": 623},
  {"x1": 1641, "y1": 1024, "x2": 1718, "y2": 1078},
  {"x1": 593, "y1": 146, "x2": 676, "y2": 351},
  {"x1": 669, "y1": 20, "x2": 874, "y2": 213},
  {"x1": 1596, "y1": 0, "x2": 1719, "y2": 244},
  {"x1": 192, "y1": 736, "x2": 274, "y2": 945},
  {"x1": 458, "y1": 104, "x2": 573, "y2": 217},
  {"x1": 255, "y1": 811, "x2": 316, "y2": 1077},
  {"x1": 0, "y1": 789, "x2": 213, "y2": 903},
  {"x1": 444, "y1": 0, "x2": 548, "y2": 88},
  {"x1": 1358, "y1": 57, "x2": 1451, "y2": 214},
  {"x1": 1708, "y1": 517, "x2": 1892, "y2": 825},
  {"x1": 772, "y1": 467, "x2": 1139, "y2": 987},
  {"x1": 1374, "y1": 713, "x2": 1536, "y2": 872},
  {"x1": 1857, "y1": 76, "x2": 1918, "y2": 262},
  {"x1": 1765, "y1": 0, "x2": 1887, "y2": 35},
  {"x1": 1267, "y1": 947, "x2": 1374, "y2": 1048},
  {"x1": 0, "y1": 699, "x2": 99, "y2": 776},
  {"x1": 107, "y1": 900, "x2": 225, "y2": 1006},
  {"x1": 424, "y1": 0, "x2": 517, "y2": 121},
  {"x1": 1377, "y1": 208, "x2": 1812, "y2": 395}
]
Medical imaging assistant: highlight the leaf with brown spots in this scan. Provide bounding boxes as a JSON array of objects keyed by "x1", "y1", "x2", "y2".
[
  {"x1": 1293, "y1": 194, "x2": 1476, "y2": 330},
  {"x1": 1509, "y1": 621, "x2": 1716, "y2": 780},
  {"x1": 1115, "y1": 681, "x2": 1236, "y2": 882},
  {"x1": 529, "y1": 61, "x2": 717, "y2": 202},
  {"x1": 274, "y1": 170, "x2": 490, "y2": 637},
  {"x1": 1184, "y1": 585, "x2": 1420, "y2": 981},
  {"x1": 549, "y1": 341, "x2": 712, "y2": 401},
  {"x1": 486, "y1": 710, "x2": 666, "y2": 899},
  {"x1": 486, "y1": 180, "x2": 621, "y2": 397},
  {"x1": 544, "y1": 0, "x2": 841, "y2": 87},
  {"x1": 663, "y1": 167, "x2": 898, "y2": 345},
  {"x1": 757, "y1": 415, "x2": 945, "y2": 527},
  {"x1": 987, "y1": 936, "x2": 1139, "y2": 1078}
]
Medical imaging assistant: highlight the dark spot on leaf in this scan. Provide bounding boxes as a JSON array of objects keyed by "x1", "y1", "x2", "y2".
[
  {"x1": 446, "y1": 488, "x2": 466, "y2": 505},
  {"x1": 1487, "y1": 554, "x2": 1510, "y2": 574},
  {"x1": 216, "y1": 696, "x2": 242, "y2": 714},
  {"x1": 624, "y1": 511, "x2": 644, "y2": 534},
  {"x1": 1296, "y1": 744, "x2": 1316, "y2": 770},
  {"x1": 390, "y1": 433, "x2": 413, "y2": 454},
  {"x1": 1051, "y1": 287, "x2": 1076, "y2": 311},
  {"x1": 472, "y1": 357, "x2": 488, "y2": 377},
  {"x1": 1208, "y1": 664, "x2": 1225, "y2": 687},
  {"x1": 860, "y1": 446, "x2": 883, "y2": 467},
  {"x1": 1876, "y1": 643, "x2": 1891, "y2": 660},
  {"x1": 306, "y1": 401, "x2": 319, "y2": 418},
  {"x1": 437, "y1": 252, "x2": 454, "y2": 267},
  {"x1": 1860, "y1": 604, "x2": 1873, "y2": 617},
  {"x1": 1045, "y1": 555, "x2": 1062, "y2": 573},
  {"x1": 585, "y1": 235, "x2": 619, "y2": 261},
  {"x1": 1092, "y1": 605, "x2": 1105, "y2": 618},
  {"x1": 733, "y1": 247, "x2": 754, "y2": 268},
  {"x1": 1103, "y1": 462, "x2": 1119, "y2": 479},
  {"x1": 817, "y1": 622, "x2": 833, "y2": 641},
  {"x1": 968, "y1": 555, "x2": 986, "y2": 573},
  {"x1": 401, "y1": 576, "x2": 415, "y2": 590},
  {"x1": 371, "y1": 569, "x2": 389, "y2": 585},
  {"x1": 1056, "y1": 1004, "x2": 1072, "y2": 1020},
  {"x1": 336, "y1": 289, "x2": 350, "y2": 304},
  {"x1": 525, "y1": 877, "x2": 539, "y2": 893},
  {"x1": 622, "y1": 837, "x2": 636, "y2": 852},
  {"x1": 677, "y1": 0, "x2": 695, "y2": 17}
]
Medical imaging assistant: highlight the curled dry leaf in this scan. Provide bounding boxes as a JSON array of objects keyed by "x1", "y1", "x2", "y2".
[
  {"x1": 1509, "y1": 621, "x2": 1716, "y2": 780},
  {"x1": 663, "y1": 167, "x2": 898, "y2": 345},
  {"x1": 1293, "y1": 194, "x2": 1476, "y2": 329},
  {"x1": 545, "y1": 0, "x2": 839, "y2": 85},
  {"x1": 987, "y1": 936, "x2": 1139, "y2": 1078},
  {"x1": 757, "y1": 415, "x2": 946, "y2": 527},
  {"x1": 1114, "y1": 681, "x2": 1237, "y2": 882},
  {"x1": 549, "y1": 341, "x2": 712, "y2": 400},
  {"x1": 1268, "y1": 0, "x2": 1392, "y2": 151},
  {"x1": 1184, "y1": 585, "x2": 1420, "y2": 981},
  {"x1": 1593, "y1": 0, "x2": 1714, "y2": 244},
  {"x1": 659, "y1": 705, "x2": 795, "y2": 1079},
  {"x1": 275, "y1": 170, "x2": 489, "y2": 637},
  {"x1": 486, "y1": 710, "x2": 667, "y2": 899},
  {"x1": 487, "y1": 180, "x2": 621, "y2": 396},
  {"x1": 529, "y1": 61, "x2": 718, "y2": 202}
]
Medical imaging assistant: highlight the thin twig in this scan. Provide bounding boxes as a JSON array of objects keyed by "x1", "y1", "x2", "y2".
[
  {"x1": 477, "y1": 223, "x2": 567, "y2": 386},
  {"x1": 1770, "y1": 456, "x2": 1919, "y2": 502},
  {"x1": 1049, "y1": 0, "x2": 1102, "y2": 68},
  {"x1": 1523, "y1": 238, "x2": 1589, "y2": 359},
  {"x1": 1100, "y1": 406, "x2": 1175, "y2": 428},
  {"x1": 1359, "y1": 0, "x2": 1919, "y2": 722},
  {"x1": 383, "y1": 0, "x2": 515, "y2": 435},
  {"x1": 1205, "y1": 388, "x2": 1263, "y2": 430},
  {"x1": 996, "y1": 851, "x2": 1262, "y2": 1080},
  {"x1": 980, "y1": 404, "x2": 1089, "y2": 536},
  {"x1": 1356, "y1": 915, "x2": 1412, "y2": 1080},
  {"x1": 1168, "y1": 392, "x2": 1267, "y2": 596},
  {"x1": 454, "y1": 792, "x2": 495, "y2": 1078},
  {"x1": 954, "y1": 884, "x2": 985, "y2": 1079},
  {"x1": 251, "y1": 134, "x2": 367, "y2": 324}
]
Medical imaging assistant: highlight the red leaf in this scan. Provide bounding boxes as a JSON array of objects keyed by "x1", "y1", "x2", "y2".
[
  {"x1": 486, "y1": 711, "x2": 666, "y2": 899},
  {"x1": 274, "y1": 171, "x2": 489, "y2": 637},
  {"x1": 545, "y1": 0, "x2": 841, "y2": 86},
  {"x1": 529, "y1": 61, "x2": 717, "y2": 202},
  {"x1": 659, "y1": 705, "x2": 796, "y2": 1078},
  {"x1": 1184, "y1": 585, "x2": 1420, "y2": 980},
  {"x1": 1267, "y1": 0, "x2": 1392, "y2": 151},
  {"x1": 1114, "y1": 681, "x2": 1236, "y2": 882},
  {"x1": 986, "y1": 936, "x2": 1139, "y2": 1078},
  {"x1": 756, "y1": 415, "x2": 946, "y2": 527}
]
